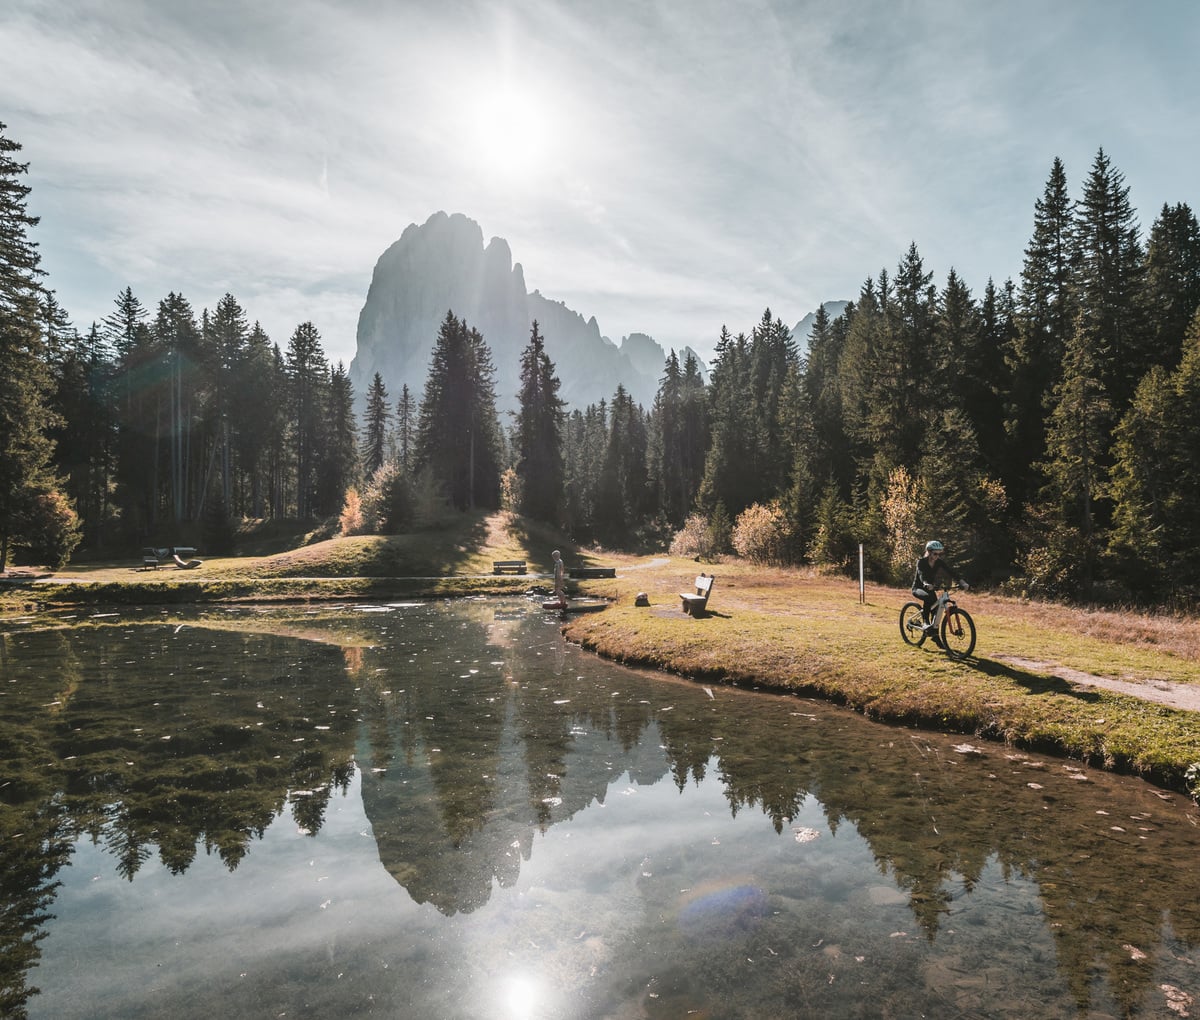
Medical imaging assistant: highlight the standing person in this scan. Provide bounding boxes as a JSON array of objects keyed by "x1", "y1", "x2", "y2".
[
  {"x1": 911, "y1": 540, "x2": 968, "y2": 635},
  {"x1": 551, "y1": 549, "x2": 566, "y2": 607}
]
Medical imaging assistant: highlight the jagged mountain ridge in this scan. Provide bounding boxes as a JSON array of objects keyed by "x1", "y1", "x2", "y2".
[
  {"x1": 349, "y1": 212, "x2": 710, "y2": 413},
  {"x1": 791, "y1": 301, "x2": 851, "y2": 357}
]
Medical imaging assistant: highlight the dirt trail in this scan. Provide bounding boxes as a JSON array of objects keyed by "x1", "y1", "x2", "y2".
[{"x1": 995, "y1": 655, "x2": 1200, "y2": 712}]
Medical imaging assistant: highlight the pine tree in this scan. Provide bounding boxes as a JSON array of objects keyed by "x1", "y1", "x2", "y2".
[
  {"x1": 50, "y1": 321, "x2": 115, "y2": 549},
  {"x1": 1108, "y1": 307, "x2": 1200, "y2": 594},
  {"x1": 698, "y1": 327, "x2": 762, "y2": 514},
  {"x1": 1142, "y1": 202, "x2": 1200, "y2": 370},
  {"x1": 233, "y1": 322, "x2": 281, "y2": 518},
  {"x1": 319, "y1": 362, "x2": 358, "y2": 516},
  {"x1": 648, "y1": 350, "x2": 680, "y2": 523},
  {"x1": 801, "y1": 302, "x2": 851, "y2": 494},
  {"x1": 1072, "y1": 147, "x2": 1147, "y2": 408},
  {"x1": 361, "y1": 372, "x2": 391, "y2": 478},
  {"x1": 1037, "y1": 313, "x2": 1113, "y2": 597},
  {"x1": 414, "y1": 311, "x2": 502, "y2": 510},
  {"x1": 202, "y1": 293, "x2": 249, "y2": 517},
  {"x1": 106, "y1": 287, "x2": 161, "y2": 537},
  {"x1": 0, "y1": 122, "x2": 77, "y2": 569},
  {"x1": 1007, "y1": 157, "x2": 1076, "y2": 507},
  {"x1": 514, "y1": 320, "x2": 565, "y2": 524},
  {"x1": 286, "y1": 321, "x2": 329, "y2": 518},
  {"x1": 154, "y1": 292, "x2": 202, "y2": 522},
  {"x1": 395, "y1": 383, "x2": 415, "y2": 475}
]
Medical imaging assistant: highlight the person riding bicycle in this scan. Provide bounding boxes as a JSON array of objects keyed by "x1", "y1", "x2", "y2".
[{"x1": 912, "y1": 540, "x2": 969, "y2": 634}]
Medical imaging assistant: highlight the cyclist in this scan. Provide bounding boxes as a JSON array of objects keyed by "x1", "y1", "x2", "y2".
[{"x1": 912, "y1": 540, "x2": 969, "y2": 637}]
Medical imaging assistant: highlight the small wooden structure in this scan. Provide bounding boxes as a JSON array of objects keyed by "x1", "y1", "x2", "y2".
[
  {"x1": 679, "y1": 574, "x2": 715, "y2": 616},
  {"x1": 569, "y1": 565, "x2": 616, "y2": 578},
  {"x1": 141, "y1": 552, "x2": 160, "y2": 570},
  {"x1": 492, "y1": 560, "x2": 527, "y2": 575}
]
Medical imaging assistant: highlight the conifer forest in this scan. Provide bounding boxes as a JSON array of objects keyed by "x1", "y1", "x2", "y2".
[{"x1": 3, "y1": 120, "x2": 1200, "y2": 605}]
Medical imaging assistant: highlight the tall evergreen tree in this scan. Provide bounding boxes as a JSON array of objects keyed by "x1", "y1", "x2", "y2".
[
  {"x1": 0, "y1": 122, "x2": 77, "y2": 569},
  {"x1": 285, "y1": 321, "x2": 329, "y2": 518},
  {"x1": 233, "y1": 322, "x2": 281, "y2": 518},
  {"x1": 1007, "y1": 157, "x2": 1076, "y2": 508},
  {"x1": 105, "y1": 287, "x2": 161, "y2": 537},
  {"x1": 648, "y1": 350, "x2": 685, "y2": 524},
  {"x1": 1071, "y1": 147, "x2": 1147, "y2": 408},
  {"x1": 361, "y1": 372, "x2": 391, "y2": 479},
  {"x1": 1037, "y1": 313, "x2": 1113, "y2": 597},
  {"x1": 395, "y1": 383, "x2": 415, "y2": 474},
  {"x1": 50, "y1": 321, "x2": 115, "y2": 549},
  {"x1": 320, "y1": 362, "x2": 358, "y2": 515},
  {"x1": 415, "y1": 311, "x2": 502, "y2": 510},
  {"x1": 513, "y1": 320, "x2": 565, "y2": 523},
  {"x1": 202, "y1": 293, "x2": 249, "y2": 517},
  {"x1": 698, "y1": 328, "x2": 761, "y2": 514},
  {"x1": 154, "y1": 292, "x2": 202, "y2": 522},
  {"x1": 1108, "y1": 307, "x2": 1200, "y2": 594},
  {"x1": 1142, "y1": 202, "x2": 1200, "y2": 370}
]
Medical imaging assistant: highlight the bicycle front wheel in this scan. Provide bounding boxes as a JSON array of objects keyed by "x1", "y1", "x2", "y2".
[
  {"x1": 940, "y1": 607, "x2": 976, "y2": 660},
  {"x1": 899, "y1": 602, "x2": 927, "y2": 647}
]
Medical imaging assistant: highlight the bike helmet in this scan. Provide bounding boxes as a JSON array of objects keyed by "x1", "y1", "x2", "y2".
[{"x1": 925, "y1": 540, "x2": 944, "y2": 553}]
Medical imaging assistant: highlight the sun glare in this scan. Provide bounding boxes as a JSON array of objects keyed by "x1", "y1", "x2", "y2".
[{"x1": 472, "y1": 86, "x2": 550, "y2": 182}]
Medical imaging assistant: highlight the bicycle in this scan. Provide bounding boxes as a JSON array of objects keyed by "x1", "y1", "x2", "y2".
[{"x1": 899, "y1": 585, "x2": 976, "y2": 660}]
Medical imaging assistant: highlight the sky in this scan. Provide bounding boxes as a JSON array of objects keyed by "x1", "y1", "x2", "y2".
[{"x1": 2, "y1": 0, "x2": 1198, "y2": 370}]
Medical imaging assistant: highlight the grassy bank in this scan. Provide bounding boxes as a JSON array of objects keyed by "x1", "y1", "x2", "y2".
[{"x1": 4, "y1": 511, "x2": 1199, "y2": 795}]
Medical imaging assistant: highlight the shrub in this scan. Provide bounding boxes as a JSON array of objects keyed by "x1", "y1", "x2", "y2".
[
  {"x1": 19, "y1": 489, "x2": 83, "y2": 569},
  {"x1": 339, "y1": 487, "x2": 365, "y2": 536},
  {"x1": 732, "y1": 502, "x2": 790, "y2": 565}
]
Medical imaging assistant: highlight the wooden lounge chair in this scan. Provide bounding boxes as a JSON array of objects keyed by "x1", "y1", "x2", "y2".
[{"x1": 173, "y1": 553, "x2": 203, "y2": 569}]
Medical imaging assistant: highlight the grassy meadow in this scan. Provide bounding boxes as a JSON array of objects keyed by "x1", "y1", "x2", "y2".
[{"x1": 3, "y1": 510, "x2": 1199, "y2": 796}]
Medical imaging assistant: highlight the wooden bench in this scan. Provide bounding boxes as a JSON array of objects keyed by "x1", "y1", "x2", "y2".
[
  {"x1": 569, "y1": 566, "x2": 616, "y2": 578},
  {"x1": 680, "y1": 573, "x2": 715, "y2": 615},
  {"x1": 141, "y1": 556, "x2": 159, "y2": 570},
  {"x1": 492, "y1": 560, "x2": 527, "y2": 575}
]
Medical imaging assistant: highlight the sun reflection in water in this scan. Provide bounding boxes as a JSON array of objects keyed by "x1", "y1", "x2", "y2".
[{"x1": 504, "y1": 972, "x2": 543, "y2": 1019}]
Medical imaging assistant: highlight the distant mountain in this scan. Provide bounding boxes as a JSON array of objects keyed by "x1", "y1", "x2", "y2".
[
  {"x1": 349, "y1": 212, "x2": 707, "y2": 413},
  {"x1": 792, "y1": 301, "x2": 850, "y2": 356}
]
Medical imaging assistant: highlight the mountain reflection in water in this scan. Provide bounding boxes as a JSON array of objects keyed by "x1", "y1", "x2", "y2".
[{"x1": 1, "y1": 599, "x2": 1198, "y2": 1019}]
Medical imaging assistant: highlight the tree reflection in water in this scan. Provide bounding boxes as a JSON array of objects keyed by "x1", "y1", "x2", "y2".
[{"x1": 0, "y1": 601, "x2": 1198, "y2": 1019}]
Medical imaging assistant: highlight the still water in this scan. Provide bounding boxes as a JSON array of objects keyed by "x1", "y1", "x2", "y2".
[{"x1": 1, "y1": 598, "x2": 1198, "y2": 1019}]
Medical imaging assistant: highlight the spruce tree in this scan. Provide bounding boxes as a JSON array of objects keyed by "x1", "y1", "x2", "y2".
[
  {"x1": 1071, "y1": 147, "x2": 1147, "y2": 409},
  {"x1": 395, "y1": 383, "x2": 415, "y2": 475},
  {"x1": 1037, "y1": 313, "x2": 1113, "y2": 597},
  {"x1": 286, "y1": 321, "x2": 329, "y2": 518},
  {"x1": 1142, "y1": 202, "x2": 1200, "y2": 370},
  {"x1": 203, "y1": 293, "x2": 249, "y2": 517},
  {"x1": 362, "y1": 372, "x2": 391, "y2": 478},
  {"x1": 1007, "y1": 157, "x2": 1076, "y2": 507},
  {"x1": 319, "y1": 362, "x2": 358, "y2": 516},
  {"x1": 0, "y1": 122, "x2": 77, "y2": 569},
  {"x1": 514, "y1": 320, "x2": 565, "y2": 524},
  {"x1": 414, "y1": 311, "x2": 502, "y2": 510}
]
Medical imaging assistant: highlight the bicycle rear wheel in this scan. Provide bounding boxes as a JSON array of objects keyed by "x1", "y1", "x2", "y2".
[
  {"x1": 899, "y1": 602, "x2": 927, "y2": 647},
  {"x1": 940, "y1": 607, "x2": 976, "y2": 660}
]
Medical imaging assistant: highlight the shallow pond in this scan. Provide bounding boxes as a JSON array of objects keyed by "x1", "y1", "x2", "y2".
[{"x1": 1, "y1": 598, "x2": 1198, "y2": 1018}]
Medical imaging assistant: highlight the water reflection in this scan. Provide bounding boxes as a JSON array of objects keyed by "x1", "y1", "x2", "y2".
[{"x1": 1, "y1": 600, "x2": 1198, "y2": 1018}]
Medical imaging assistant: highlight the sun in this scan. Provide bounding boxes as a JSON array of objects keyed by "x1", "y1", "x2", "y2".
[{"x1": 471, "y1": 85, "x2": 550, "y2": 182}]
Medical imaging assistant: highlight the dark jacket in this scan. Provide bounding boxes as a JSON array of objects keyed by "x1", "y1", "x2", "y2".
[{"x1": 912, "y1": 554, "x2": 962, "y2": 594}]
